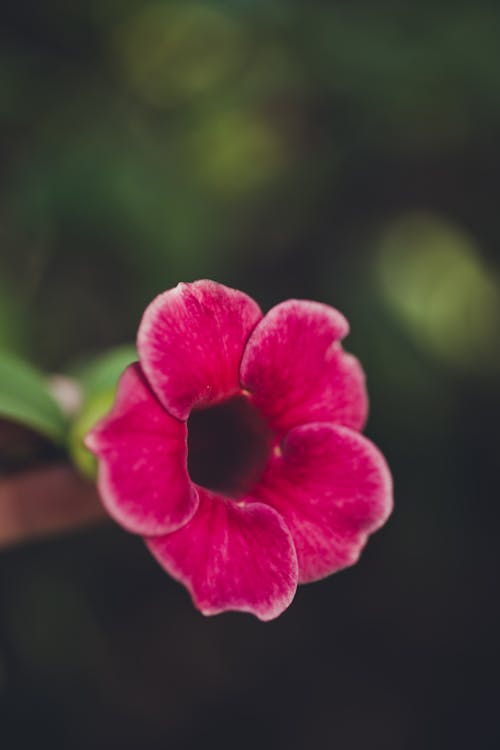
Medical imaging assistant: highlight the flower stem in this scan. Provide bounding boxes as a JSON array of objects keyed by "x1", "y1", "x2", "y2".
[{"x1": 0, "y1": 465, "x2": 106, "y2": 549}]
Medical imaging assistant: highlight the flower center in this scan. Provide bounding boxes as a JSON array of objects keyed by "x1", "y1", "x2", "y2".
[{"x1": 187, "y1": 393, "x2": 271, "y2": 498}]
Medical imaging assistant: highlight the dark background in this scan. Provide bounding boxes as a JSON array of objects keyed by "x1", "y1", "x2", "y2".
[{"x1": 1, "y1": 1, "x2": 499, "y2": 748}]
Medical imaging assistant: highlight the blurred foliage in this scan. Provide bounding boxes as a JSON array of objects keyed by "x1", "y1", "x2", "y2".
[
  {"x1": 1, "y1": 2, "x2": 500, "y2": 748},
  {"x1": 2, "y1": 0, "x2": 498, "y2": 372}
]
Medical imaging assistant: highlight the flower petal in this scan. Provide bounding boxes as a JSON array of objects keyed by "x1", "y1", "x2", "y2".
[
  {"x1": 147, "y1": 489, "x2": 298, "y2": 621},
  {"x1": 137, "y1": 280, "x2": 262, "y2": 421},
  {"x1": 254, "y1": 423, "x2": 393, "y2": 583},
  {"x1": 240, "y1": 300, "x2": 368, "y2": 436},
  {"x1": 85, "y1": 364, "x2": 198, "y2": 536}
]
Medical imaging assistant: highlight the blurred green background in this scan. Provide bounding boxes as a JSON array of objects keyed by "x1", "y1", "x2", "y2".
[{"x1": 1, "y1": 1, "x2": 499, "y2": 748}]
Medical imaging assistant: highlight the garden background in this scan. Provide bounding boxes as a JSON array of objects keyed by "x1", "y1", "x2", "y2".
[{"x1": 1, "y1": 1, "x2": 499, "y2": 748}]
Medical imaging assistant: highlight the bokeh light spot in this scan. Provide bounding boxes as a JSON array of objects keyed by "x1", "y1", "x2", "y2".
[
  {"x1": 113, "y1": 3, "x2": 246, "y2": 106},
  {"x1": 376, "y1": 213, "x2": 500, "y2": 372},
  {"x1": 189, "y1": 109, "x2": 288, "y2": 193}
]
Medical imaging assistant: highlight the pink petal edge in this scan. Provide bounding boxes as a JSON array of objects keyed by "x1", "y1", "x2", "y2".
[
  {"x1": 253, "y1": 423, "x2": 393, "y2": 584},
  {"x1": 137, "y1": 280, "x2": 263, "y2": 421},
  {"x1": 85, "y1": 363, "x2": 198, "y2": 536},
  {"x1": 240, "y1": 299, "x2": 368, "y2": 437},
  {"x1": 147, "y1": 488, "x2": 299, "y2": 621}
]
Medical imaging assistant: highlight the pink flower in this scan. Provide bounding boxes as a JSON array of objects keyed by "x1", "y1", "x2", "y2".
[{"x1": 85, "y1": 280, "x2": 393, "y2": 620}]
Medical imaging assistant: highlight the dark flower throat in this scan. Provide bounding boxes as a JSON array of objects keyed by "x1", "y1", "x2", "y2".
[{"x1": 187, "y1": 394, "x2": 270, "y2": 498}]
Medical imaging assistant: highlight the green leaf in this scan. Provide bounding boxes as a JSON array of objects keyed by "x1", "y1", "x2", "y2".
[
  {"x1": 67, "y1": 344, "x2": 137, "y2": 478},
  {"x1": 0, "y1": 351, "x2": 67, "y2": 443},
  {"x1": 75, "y1": 344, "x2": 137, "y2": 395},
  {"x1": 68, "y1": 388, "x2": 116, "y2": 480}
]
